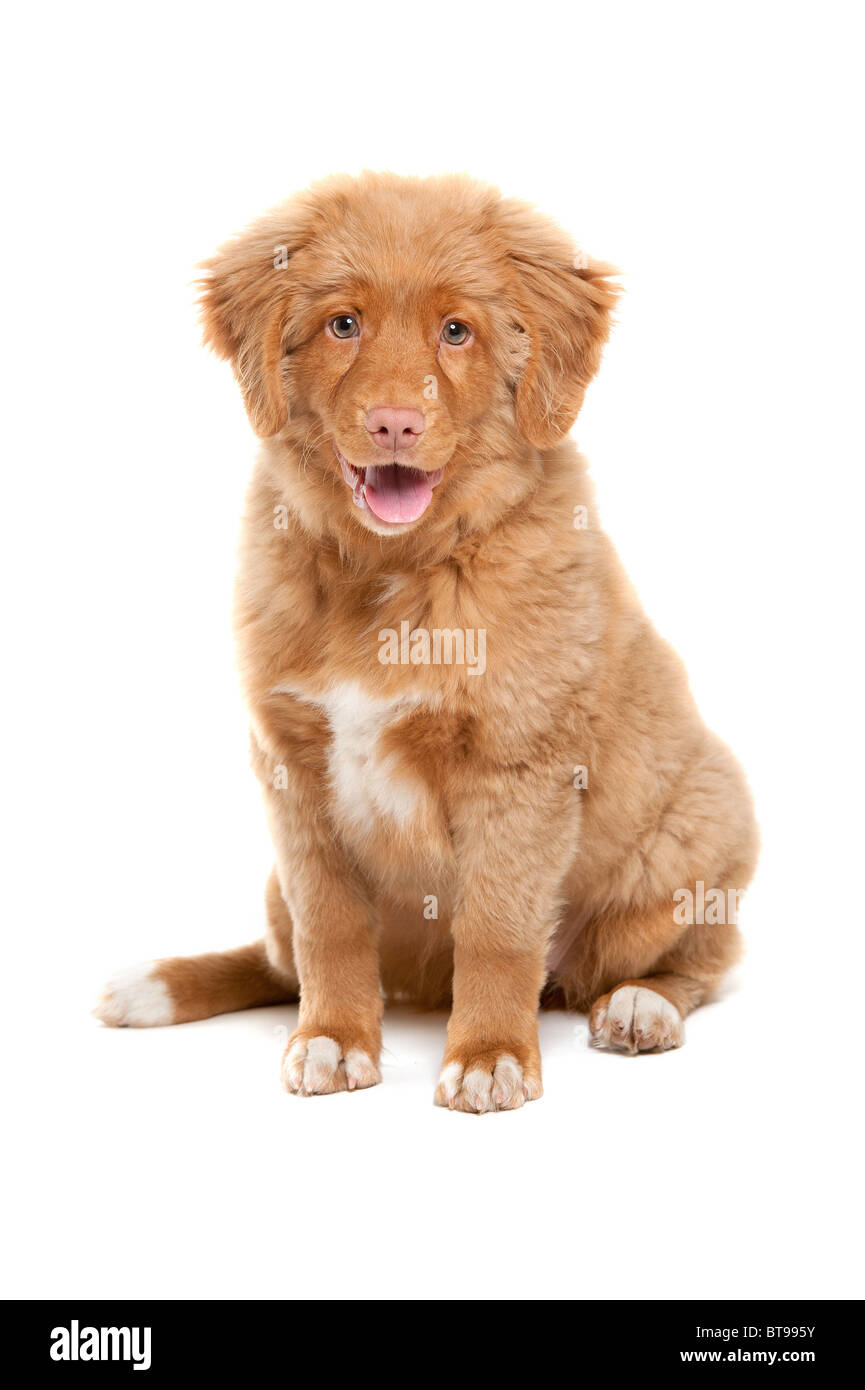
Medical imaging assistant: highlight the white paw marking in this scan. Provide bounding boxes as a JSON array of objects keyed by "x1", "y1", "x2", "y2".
[
  {"x1": 343, "y1": 1048, "x2": 380, "y2": 1090},
  {"x1": 434, "y1": 1054, "x2": 541, "y2": 1113},
  {"x1": 282, "y1": 1035, "x2": 381, "y2": 1096},
  {"x1": 436, "y1": 1062, "x2": 463, "y2": 1105},
  {"x1": 93, "y1": 962, "x2": 174, "y2": 1028},
  {"x1": 591, "y1": 985, "x2": 683, "y2": 1054}
]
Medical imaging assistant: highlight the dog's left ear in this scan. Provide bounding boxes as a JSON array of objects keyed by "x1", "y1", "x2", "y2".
[
  {"x1": 198, "y1": 207, "x2": 313, "y2": 438},
  {"x1": 499, "y1": 201, "x2": 620, "y2": 449}
]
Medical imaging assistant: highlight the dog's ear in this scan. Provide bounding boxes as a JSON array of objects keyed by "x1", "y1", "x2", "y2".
[
  {"x1": 198, "y1": 208, "x2": 313, "y2": 438},
  {"x1": 499, "y1": 201, "x2": 620, "y2": 449}
]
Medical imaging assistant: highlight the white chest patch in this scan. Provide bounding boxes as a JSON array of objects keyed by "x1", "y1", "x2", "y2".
[
  {"x1": 273, "y1": 679, "x2": 428, "y2": 829},
  {"x1": 323, "y1": 681, "x2": 426, "y2": 829}
]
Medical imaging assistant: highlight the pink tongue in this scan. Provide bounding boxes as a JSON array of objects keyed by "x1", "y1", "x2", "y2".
[{"x1": 364, "y1": 464, "x2": 433, "y2": 523}]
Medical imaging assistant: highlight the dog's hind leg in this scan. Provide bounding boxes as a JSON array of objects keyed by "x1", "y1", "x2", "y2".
[
  {"x1": 553, "y1": 901, "x2": 744, "y2": 1054},
  {"x1": 94, "y1": 869, "x2": 298, "y2": 1027}
]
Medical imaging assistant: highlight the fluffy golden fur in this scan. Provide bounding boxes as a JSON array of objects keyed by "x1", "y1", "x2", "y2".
[{"x1": 95, "y1": 172, "x2": 758, "y2": 1112}]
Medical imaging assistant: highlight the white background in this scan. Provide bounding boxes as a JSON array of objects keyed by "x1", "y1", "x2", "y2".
[{"x1": 2, "y1": 0, "x2": 863, "y2": 1301}]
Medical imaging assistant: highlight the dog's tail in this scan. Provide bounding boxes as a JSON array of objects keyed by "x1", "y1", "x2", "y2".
[{"x1": 93, "y1": 939, "x2": 297, "y2": 1028}]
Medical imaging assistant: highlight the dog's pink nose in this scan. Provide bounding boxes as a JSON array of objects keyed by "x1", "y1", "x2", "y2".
[{"x1": 365, "y1": 406, "x2": 426, "y2": 450}]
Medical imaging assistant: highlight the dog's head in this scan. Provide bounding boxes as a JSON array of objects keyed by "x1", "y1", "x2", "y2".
[{"x1": 200, "y1": 173, "x2": 617, "y2": 539}]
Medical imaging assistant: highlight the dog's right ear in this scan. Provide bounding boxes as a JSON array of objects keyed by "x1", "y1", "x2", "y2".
[{"x1": 198, "y1": 209, "x2": 312, "y2": 438}]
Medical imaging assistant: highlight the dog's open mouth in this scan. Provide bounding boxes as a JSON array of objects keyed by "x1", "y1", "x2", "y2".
[{"x1": 335, "y1": 447, "x2": 444, "y2": 524}]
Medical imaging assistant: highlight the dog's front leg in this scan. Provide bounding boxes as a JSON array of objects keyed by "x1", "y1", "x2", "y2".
[
  {"x1": 436, "y1": 766, "x2": 580, "y2": 1113},
  {"x1": 256, "y1": 734, "x2": 383, "y2": 1098}
]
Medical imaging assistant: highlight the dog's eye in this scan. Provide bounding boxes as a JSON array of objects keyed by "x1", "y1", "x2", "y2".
[
  {"x1": 441, "y1": 320, "x2": 470, "y2": 345},
  {"x1": 329, "y1": 314, "x2": 359, "y2": 339}
]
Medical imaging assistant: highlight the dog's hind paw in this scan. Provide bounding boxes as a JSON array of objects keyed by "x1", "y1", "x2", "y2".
[{"x1": 589, "y1": 985, "x2": 683, "y2": 1054}]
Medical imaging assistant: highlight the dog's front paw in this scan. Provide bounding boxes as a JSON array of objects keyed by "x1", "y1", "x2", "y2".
[
  {"x1": 590, "y1": 985, "x2": 683, "y2": 1054},
  {"x1": 434, "y1": 1050, "x2": 542, "y2": 1114},
  {"x1": 282, "y1": 1032, "x2": 381, "y2": 1096}
]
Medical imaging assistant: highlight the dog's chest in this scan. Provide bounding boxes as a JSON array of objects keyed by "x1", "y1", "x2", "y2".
[{"x1": 315, "y1": 681, "x2": 429, "y2": 830}]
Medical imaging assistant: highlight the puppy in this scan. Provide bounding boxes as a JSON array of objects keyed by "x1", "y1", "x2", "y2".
[{"x1": 96, "y1": 173, "x2": 758, "y2": 1112}]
